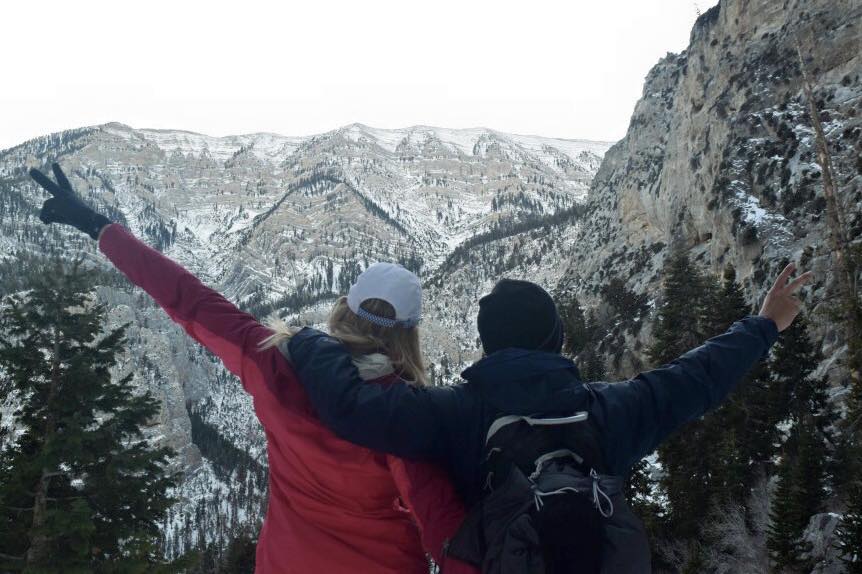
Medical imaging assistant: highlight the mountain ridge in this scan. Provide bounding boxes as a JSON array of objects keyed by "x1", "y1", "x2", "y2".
[{"x1": 0, "y1": 118, "x2": 611, "y2": 556}]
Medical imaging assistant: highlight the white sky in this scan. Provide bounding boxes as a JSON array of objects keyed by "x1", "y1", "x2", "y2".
[{"x1": 0, "y1": 0, "x2": 718, "y2": 150}]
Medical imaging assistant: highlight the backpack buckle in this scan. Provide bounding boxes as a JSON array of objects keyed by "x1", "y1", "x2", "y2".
[{"x1": 528, "y1": 449, "x2": 584, "y2": 481}]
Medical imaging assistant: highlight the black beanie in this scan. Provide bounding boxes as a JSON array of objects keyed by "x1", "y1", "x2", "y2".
[{"x1": 477, "y1": 279, "x2": 564, "y2": 355}]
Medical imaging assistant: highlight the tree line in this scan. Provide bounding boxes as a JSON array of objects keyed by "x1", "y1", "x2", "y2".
[
  {"x1": 560, "y1": 251, "x2": 861, "y2": 573},
  {"x1": 0, "y1": 261, "x2": 257, "y2": 573},
  {"x1": 2, "y1": 247, "x2": 858, "y2": 573}
]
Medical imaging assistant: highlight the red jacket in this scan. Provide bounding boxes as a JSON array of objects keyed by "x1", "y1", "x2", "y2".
[{"x1": 99, "y1": 224, "x2": 475, "y2": 574}]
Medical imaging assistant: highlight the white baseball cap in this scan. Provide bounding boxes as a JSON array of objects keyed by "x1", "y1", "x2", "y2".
[{"x1": 347, "y1": 262, "x2": 422, "y2": 328}]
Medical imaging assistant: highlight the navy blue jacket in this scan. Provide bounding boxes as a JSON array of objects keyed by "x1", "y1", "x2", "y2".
[{"x1": 287, "y1": 316, "x2": 779, "y2": 506}]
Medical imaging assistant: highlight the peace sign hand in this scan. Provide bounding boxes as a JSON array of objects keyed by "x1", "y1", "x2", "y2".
[
  {"x1": 759, "y1": 263, "x2": 814, "y2": 332},
  {"x1": 29, "y1": 163, "x2": 112, "y2": 240},
  {"x1": 31, "y1": 163, "x2": 78, "y2": 224}
]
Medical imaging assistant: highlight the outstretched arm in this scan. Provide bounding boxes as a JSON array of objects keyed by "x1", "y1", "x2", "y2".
[
  {"x1": 98, "y1": 224, "x2": 276, "y2": 391},
  {"x1": 30, "y1": 164, "x2": 279, "y2": 398},
  {"x1": 288, "y1": 328, "x2": 454, "y2": 460},
  {"x1": 590, "y1": 263, "x2": 811, "y2": 474}
]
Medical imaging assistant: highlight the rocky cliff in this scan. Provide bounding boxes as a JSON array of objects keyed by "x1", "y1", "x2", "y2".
[
  {"x1": 557, "y1": 2, "x2": 860, "y2": 570},
  {"x1": 561, "y1": 0, "x2": 861, "y2": 381}
]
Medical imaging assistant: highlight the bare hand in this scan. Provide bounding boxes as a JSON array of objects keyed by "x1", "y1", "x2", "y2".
[{"x1": 759, "y1": 263, "x2": 813, "y2": 332}]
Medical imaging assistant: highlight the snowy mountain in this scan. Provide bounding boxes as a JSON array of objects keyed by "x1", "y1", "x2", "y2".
[
  {"x1": 0, "y1": 121, "x2": 610, "y2": 554},
  {"x1": 1, "y1": 0, "x2": 859, "y2": 567}
]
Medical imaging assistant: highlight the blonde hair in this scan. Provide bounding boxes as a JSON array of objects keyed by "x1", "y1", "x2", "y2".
[{"x1": 260, "y1": 296, "x2": 428, "y2": 386}]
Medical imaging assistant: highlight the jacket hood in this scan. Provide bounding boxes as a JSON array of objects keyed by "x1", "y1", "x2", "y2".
[
  {"x1": 461, "y1": 348, "x2": 588, "y2": 414},
  {"x1": 353, "y1": 353, "x2": 396, "y2": 381},
  {"x1": 278, "y1": 338, "x2": 395, "y2": 381}
]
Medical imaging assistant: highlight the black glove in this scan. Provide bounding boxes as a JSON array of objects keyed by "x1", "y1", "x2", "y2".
[{"x1": 30, "y1": 163, "x2": 113, "y2": 240}]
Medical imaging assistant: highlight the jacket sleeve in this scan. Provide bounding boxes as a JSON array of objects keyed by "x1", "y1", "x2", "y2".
[
  {"x1": 287, "y1": 327, "x2": 451, "y2": 460},
  {"x1": 98, "y1": 224, "x2": 280, "y2": 399},
  {"x1": 588, "y1": 315, "x2": 779, "y2": 475},
  {"x1": 387, "y1": 457, "x2": 478, "y2": 574}
]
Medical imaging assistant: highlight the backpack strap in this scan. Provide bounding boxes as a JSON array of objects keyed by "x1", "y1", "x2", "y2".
[
  {"x1": 485, "y1": 412, "x2": 589, "y2": 444},
  {"x1": 483, "y1": 411, "x2": 602, "y2": 476},
  {"x1": 529, "y1": 449, "x2": 584, "y2": 480}
]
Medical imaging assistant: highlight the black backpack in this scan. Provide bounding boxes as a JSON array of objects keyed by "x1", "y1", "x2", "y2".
[{"x1": 446, "y1": 412, "x2": 652, "y2": 574}]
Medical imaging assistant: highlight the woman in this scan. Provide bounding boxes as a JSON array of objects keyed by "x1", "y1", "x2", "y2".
[{"x1": 30, "y1": 163, "x2": 475, "y2": 574}]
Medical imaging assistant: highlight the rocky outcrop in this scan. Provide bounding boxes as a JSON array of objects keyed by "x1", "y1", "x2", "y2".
[{"x1": 561, "y1": 0, "x2": 862, "y2": 379}]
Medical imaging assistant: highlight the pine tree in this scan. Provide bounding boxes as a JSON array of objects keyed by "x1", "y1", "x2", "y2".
[
  {"x1": 221, "y1": 531, "x2": 257, "y2": 573},
  {"x1": 733, "y1": 362, "x2": 776, "y2": 474},
  {"x1": 770, "y1": 316, "x2": 835, "y2": 437},
  {"x1": 835, "y1": 305, "x2": 862, "y2": 492},
  {"x1": 648, "y1": 251, "x2": 714, "y2": 536},
  {"x1": 701, "y1": 265, "x2": 758, "y2": 504},
  {"x1": 762, "y1": 316, "x2": 833, "y2": 572},
  {"x1": 836, "y1": 431, "x2": 862, "y2": 506},
  {"x1": 767, "y1": 418, "x2": 826, "y2": 573},
  {"x1": 844, "y1": 262, "x2": 862, "y2": 488},
  {"x1": 769, "y1": 315, "x2": 837, "y2": 489},
  {"x1": 716, "y1": 309, "x2": 834, "y2": 520},
  {"x1": 835, "y1": 482, "x2": 862, "y2": 573},
  {"x1": 704, "y1": 264, "x2": 751, "y2": 335},
  {"x1": 767, "y1": 447, "x2": 807, "y2": 572},
  {"x1": 0, "y1": 261, "x2": 178, "y2": 571},
  {"x1": 647, "y1": 251, "x2": 709, "y2": 366},
  {"x1": 796, "y1": 421, "x2": 826, "y2": 522},
  {"x1": 579, "y1": 347, "x2": 606, "y2": 381},
  {"x1": 559, "y1": 295, "x2": 588, "y2": 356},
  {"x1": 566, "y1": 305, "x2": 607, "y2": 381},
  {"x1": 624, "y1": 457, "x2": 664, "y2": 536},
  {"x1": 707, "y1": 426, "x2": 749, "y2": 505},
  {"x1": 650, "y1": 259, "x2": 783, "y2": 537}
]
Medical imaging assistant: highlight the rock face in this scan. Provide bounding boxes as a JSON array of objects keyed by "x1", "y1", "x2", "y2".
[
  {"x1": 0, "y1": 122, "x2": 610, "y2": 554},
  {"x1": 561, "y1": 0, "x2": 862, "y2": 379},
  {"x1": 552, "y1": 4, "x2": 859, "y2": 570},
  {"x1": 804, "y1": 513, "x2": 843, "y2": 574}
]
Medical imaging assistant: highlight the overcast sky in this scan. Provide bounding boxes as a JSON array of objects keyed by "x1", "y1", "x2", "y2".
[{"x1": 0, "y1": 0, "x2": 718, "y2": 150}]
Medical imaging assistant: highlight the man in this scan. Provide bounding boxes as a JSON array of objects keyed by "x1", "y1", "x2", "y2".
[{"x1": 286, "y1": 271, "x2": 810, "y2": 573}]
